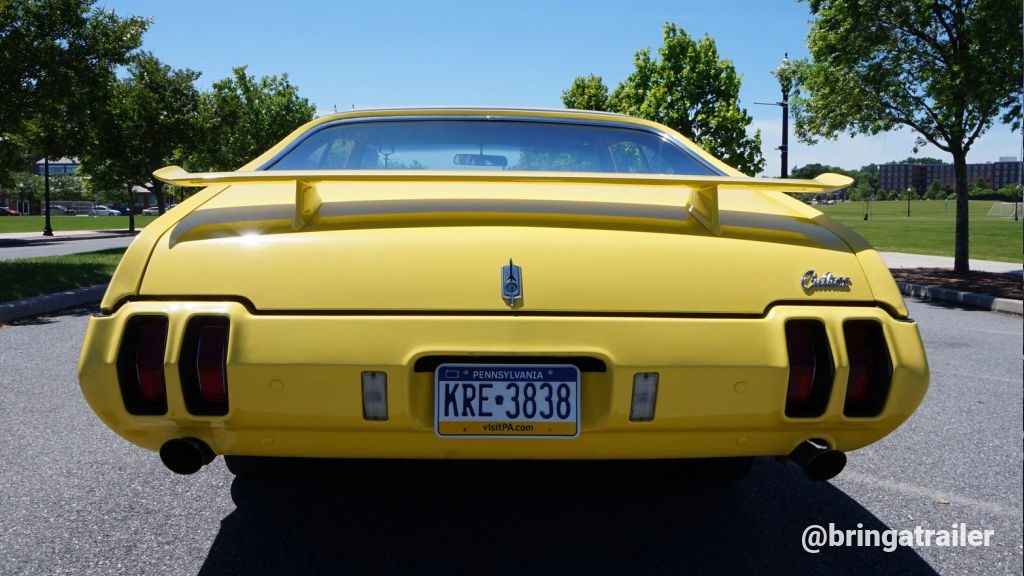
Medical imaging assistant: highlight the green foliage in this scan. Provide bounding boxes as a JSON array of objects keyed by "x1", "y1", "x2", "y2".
[
  {"x1": 80, "y1": 52, "x2": 200, "y2": 212},
  {"x1": 49, "y1": 174, "x2": 85, "y2": 200},
  {"x1": 848, "y1": 182, "x2": 874, "y2": 201},
  {"x1": 2, "y1": 171, "x2": 43, "y2": 202},
  {"x1": 793, "y1": 0, "x2": 1022, "y2": 145},
  {"x1": 791, "y1": 163, "x2": 849, "y2": 180},
  {"x1": 792, "y1": 0, "x2": 1022, "y2": 272},
  {"x1": 185, "y1": 67, "x2": 316, "y2": 171},
  {"x1": 0, "y1": 0, "x2": 148, "y2": 179},
  {"x1": 561, "y1": 75, "x2": 610, "y2": 111},
  {"x1": 852, "y1": 164, "x2": 879, "y2": 193},
  {"x1": 925, "y1": 180, "x2": 947, "y2": 200},
  {"x1": 562, "y1": 23, "x2": 764, "y2": 175},
  {"x1": 996, "y1": 184, "x2": 1022, "y2": 201},
  {"x1": 897, "y1": 157, "x2": 945, "y2": 165},
  {"x1": 791, "y1": 162, "x2": 882, "y2": 198},
  {"x1": 515, "y1": 148, "x2": 600, "y2": 172}
]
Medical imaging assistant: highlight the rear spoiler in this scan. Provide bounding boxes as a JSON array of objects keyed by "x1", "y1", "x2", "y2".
[{"x1": 154, "y1": 166, "x2": 852, "y2": 236}]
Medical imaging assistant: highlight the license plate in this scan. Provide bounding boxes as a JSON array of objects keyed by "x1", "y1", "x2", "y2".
[{"x1": 434, "y1": 363, "x2": 580, "y2": 438}]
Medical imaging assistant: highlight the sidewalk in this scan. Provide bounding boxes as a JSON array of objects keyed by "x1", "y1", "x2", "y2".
[
  {"x1": 0, "y1": 229, "x2": 139, "y2": 242},
  {"x1": 879, "y1": 252, "x2": 1022, "y2": 315},
  {"x1": 879, "y1": 252, "x2": 1022, "y2": 274},
  {"x1": 0, "y1": 229, "x2": 138, "y2": 262}
]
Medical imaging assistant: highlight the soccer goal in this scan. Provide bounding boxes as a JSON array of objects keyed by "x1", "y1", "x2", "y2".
[{"x1": 986, "y1": 202, "x2": 1023, "y2": 218}]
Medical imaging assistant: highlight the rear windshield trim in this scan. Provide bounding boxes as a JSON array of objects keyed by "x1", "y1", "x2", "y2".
[{"x1": 257, "y1": 116, "x2": 726, "y2": 176}]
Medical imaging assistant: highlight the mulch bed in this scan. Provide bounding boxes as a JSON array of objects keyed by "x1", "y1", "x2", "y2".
[{"x1": 891, "y1": 267, "x2": 1023, "y2": 301}]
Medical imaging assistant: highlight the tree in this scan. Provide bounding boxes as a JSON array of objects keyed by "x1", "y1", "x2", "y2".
[
  {"x1": 896, "y1": 156, "x2": 945, "y2": 165},
  {"x1": 81, "y1": 53, "x2": 201, "y2": 215},
  {"x1": 849, "y1": 181, "x2": 874, "y2": 201},
  {"x1": 562, "y1": 23, "x2": 765, "y2": 175},
  {"x1": 0, "y1": 0, "x2": 148, "y2": 180},
  {"x1": 852, "y1": 163, "x2": 880, "y2": 194},
  {"x1": 561, "y1": 75, "x2": 610, "y2": 111},
  {"x1": 995, "y1": 183, "x2": 1022, "y2": 203},
  {"x1": 49, "y1": 173, "x2": 84, "y2": 201},
  {"x1": 185, "y1": 67, "x2": 315, "y2": 171},
  {"x1": 925, "y1": 179, "x2": 947, "y2": 200},
  {"x1": 791, "y1": 163, "x2": 848, "y2": 180},
  {"x1": 3, "y1": 171, "x2": 43, "y2": 207},
  {"x1": 791, "y1": 0, "x2": 1022, "y2": 273}
]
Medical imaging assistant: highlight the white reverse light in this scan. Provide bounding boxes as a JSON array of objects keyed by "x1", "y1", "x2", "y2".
[
  {"x1": 361, "y1": 371, "x2": 388, "y2": 421},
  {"x1": 630, "y1": 372, "x2": 659, "y2": 421}
]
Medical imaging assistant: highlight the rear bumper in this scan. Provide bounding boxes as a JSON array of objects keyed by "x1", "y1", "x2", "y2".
[{"x1": 78, "y1": 302, "x2": 928, "y2": 459}]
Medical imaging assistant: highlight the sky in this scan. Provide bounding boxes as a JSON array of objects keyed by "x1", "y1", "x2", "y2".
[{"x1": 98, "y1": 0, "x2": 1020, "y2": 177}]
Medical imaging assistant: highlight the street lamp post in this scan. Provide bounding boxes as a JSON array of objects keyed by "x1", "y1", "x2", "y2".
[
  {"x1": 907, "y1": 187, "x2": 912, "y2": 217},
  {"x1": 42, "y1": 157, "x2": 53, "y2": 236},
  {"x1": 127, "y1": 185, "x2": 135, "y2": 233},
  {"x1": 757, "y1": 54, "x2": 795, "y2": 178}
]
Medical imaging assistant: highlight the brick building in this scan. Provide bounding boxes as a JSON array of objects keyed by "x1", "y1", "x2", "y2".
[{"x1": 879, "y1": 158, "x2": 1022, "y2": 194}]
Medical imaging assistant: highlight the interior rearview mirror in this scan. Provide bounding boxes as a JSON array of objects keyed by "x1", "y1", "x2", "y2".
[{"x1": 454, "y1": 153, "x2": 508, "y2": 167}]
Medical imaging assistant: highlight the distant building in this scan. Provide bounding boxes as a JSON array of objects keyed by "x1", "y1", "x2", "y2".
[
  {"x1": 32, "y1": 157, "x2": 80, "y2": 175},
  {"x1": 879, "y1": 158, "x2": 1021, "y2": 194}
]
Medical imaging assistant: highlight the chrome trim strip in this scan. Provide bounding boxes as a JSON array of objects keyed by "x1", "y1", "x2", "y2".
[{"x1": 257, "y1": 116, "x2": 725, "y2": 175}]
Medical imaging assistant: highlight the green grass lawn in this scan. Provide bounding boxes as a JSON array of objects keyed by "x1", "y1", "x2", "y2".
[
  {"x1": 818, "y1": 200, "x2": 1023, "y2": 263},
  {"x1": 0, "y1": 248, "x2": 125, "y2": 302},
  {"x1": 0, "y1": 215, "x2": 155, "y2": 234}
]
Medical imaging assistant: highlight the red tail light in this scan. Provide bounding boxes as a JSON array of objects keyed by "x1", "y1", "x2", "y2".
[
  {"x1": 785, "y1": 320, "x2": 834, "y2": 418},
  {"x1": 180, "y1": 317, "x2": 229, "y2": 415},
  {"x1": 843, "y1": 321, "x2": 892, "y2": 417},
  {"x1": 196, "y1": 325, "x2": 228, "y2": 403},
  {"x1": 117, "y1": 316, "x2": 168, "y2": 415},
  {"x1": 846, "y1": 363, "x2": 871, "y2": 406},
  {"x1": 786, "y1": 326, "x2": 815, "y2": 406}
]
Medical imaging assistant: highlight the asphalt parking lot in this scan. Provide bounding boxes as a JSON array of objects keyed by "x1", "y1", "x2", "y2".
[{"x1": 0, "y1": 300, "x2": 1020, "y2": 575}]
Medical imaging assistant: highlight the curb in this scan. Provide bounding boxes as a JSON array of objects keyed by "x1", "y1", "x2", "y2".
[
  {"x1": 0, "y1": 284, "x2": 107, "y2": 323},
  {"x1": 0, "y1": 231, "x2": 138, "y2": 245},
  {"x1": 897, "y1": 281, "x2": 1023, "y2": 315}
]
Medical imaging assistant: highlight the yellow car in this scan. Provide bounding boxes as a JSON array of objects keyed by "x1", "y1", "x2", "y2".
[{"x1": 77, "y1": 108, "x2": 928, "y2": 481}]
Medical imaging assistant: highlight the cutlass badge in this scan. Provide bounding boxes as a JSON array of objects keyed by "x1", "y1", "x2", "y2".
[
  {"x1": 801, "y1": 270, "x2": 852, "y2": 293},
  {"x1": 501, "y1": 259, "x2": 523, "y2": 306}
]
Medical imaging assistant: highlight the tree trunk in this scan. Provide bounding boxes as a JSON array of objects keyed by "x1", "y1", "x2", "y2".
[
  {"x1": 154, "y1": 181, "x2": 166, "y2": 215},
  {"x1": 951, "y1": 148, "x2": 969, "y2": 274}
]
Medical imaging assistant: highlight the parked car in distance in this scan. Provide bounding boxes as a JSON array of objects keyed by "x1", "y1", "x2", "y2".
[
  {"x1": 0, "y1": 207, "x2": 19, "y2": 216},
  {"x1": 141, "y1": 204, "x2": 178, "y2": 216},
  {"x1": 90, "y1": 205, "x2": 121, "y2": 216},
  {"x1": 78, "y1": 107, "x2": 929, "y2": 483}
]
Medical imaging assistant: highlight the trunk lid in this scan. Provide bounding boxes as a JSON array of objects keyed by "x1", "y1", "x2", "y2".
[{"x1": 139, "y1": 177, "x2": 872, "y2": 314}]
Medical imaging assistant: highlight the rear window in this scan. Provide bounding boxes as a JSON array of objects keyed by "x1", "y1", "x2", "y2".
[{"x1": 264, "y1": 119, "x2": 719, "y2": 175}]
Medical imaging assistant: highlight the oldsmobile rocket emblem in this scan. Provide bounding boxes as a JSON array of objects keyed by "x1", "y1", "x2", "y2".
[{"x1": 501, "y1": 259, "x2": 523, "y2": 306}]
